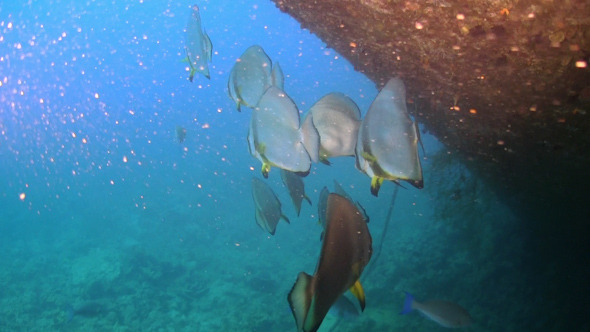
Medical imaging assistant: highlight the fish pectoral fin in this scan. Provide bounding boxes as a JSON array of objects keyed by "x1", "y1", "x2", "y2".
[
  {"x1": 319, "y1": 156, "x2": 331, "y2": 166},
  {"x1": 261, "y1": 163, "x2": 271, "y2": 178},
  {"x1": 256, "y1": 143, "x2": 272, "y2": 178},
  {"x1": 181, "y1": 56, "x2": 190, "y2": 63},
  {"x1": 370, "y1": 176, "x2": 384, "y2": 197},
  {"x1": 189, "y1": 68, "x2": 196, "y2": 82},
  {"x1": 235, "y1": 87, "x2": 254, "y2": 109},
  {"x1": 304, "y1": 195, "x2": 312, "y2": 206},
  {"x1": 288, "y1": 272, "x2": 313, "y2": 332},
  {"x1": 349, "y1": 279, "x2": 366, "y2": 311}
]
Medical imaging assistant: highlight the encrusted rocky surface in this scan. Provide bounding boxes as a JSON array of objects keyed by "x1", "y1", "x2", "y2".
[{"x1": 272, "y1": 0, "x2": 590, "y2": 223}]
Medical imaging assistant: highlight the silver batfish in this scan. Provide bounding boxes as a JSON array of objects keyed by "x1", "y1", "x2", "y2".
[
  {"x1": 251, "y1": 177, "x2": 289, "y2": 235},
  {"x1": 228, "y1": 45, "x2": 284, "y2": 111},
  {"x1": 301, "y1": 93, "x2": 361, "y2": 164},
  {"x1": 184, "y1": 4, "x2": 212, "y2": 81},
  {"x1": 355, "y1": 77, "x2": 423, "y2": 196},
  {"x1": 281, "y1": 169, "x2": 311, "y2": 216},
  {"x1": 248, "y1": 87, "x2": 311, "y2": 177}
]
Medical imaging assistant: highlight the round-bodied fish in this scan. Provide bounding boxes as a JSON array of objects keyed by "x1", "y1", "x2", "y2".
[
  {"x1": 251, "y1": 177, "x2": 290, "y2": 235},
  {"x1": 355, "y1": 77, "x2": 423, "y2": 196},
  {"x1": 280, "y1": 169, "x2": 311, "y2": 216},
  {"x1": 184, "y1": 5, "x2": 212, "y2": 81},
  {"x1": 288, "y1": 193, "x2": 372, "y2": 332},
  {"x1": 227, "y1": 45, "x2": 284, "y2": 111},
  {"x1": 301, "y1": 92, "x2": 361, "y2": 164},
  {"x1": 248, "y1": 87, "x2": 311, "y2": 177}
]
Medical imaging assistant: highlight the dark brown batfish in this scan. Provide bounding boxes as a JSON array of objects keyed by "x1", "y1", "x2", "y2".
[{"x1": 288, "y1": 193, "x2": 372, "y2": 332}]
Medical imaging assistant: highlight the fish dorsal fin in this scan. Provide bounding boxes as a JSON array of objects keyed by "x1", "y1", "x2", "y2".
[
  {"x1": 414, "y1": 121, "x2": 425, "y2": 157},
  {"x1": 271, "y1": 62, "x2": 284, "y2": 89},
  {"x1": 301, "y1": 112, "x2": 320, "y2": 164}
]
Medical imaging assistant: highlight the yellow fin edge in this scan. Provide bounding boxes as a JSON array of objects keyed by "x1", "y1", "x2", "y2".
[
  {"x1": 349, "y1": 279, "x2": 366, "y2": 311},
  {"x1": 370, "y1": 176, "x2": 384, "y2": 197}
]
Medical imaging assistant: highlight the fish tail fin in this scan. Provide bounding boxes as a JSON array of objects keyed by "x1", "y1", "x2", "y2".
[
  {"x1": 349, "y1": 279, "x2": 366, "y2": 311},
  {"x1": 400, "y1": 292, "x2": 415, "y2": 315},
  {"x1": 288, "y1": 272, "x2": 313, "y2": 332},
  {"x1": 271, "y1": 62, "x2": 284, "y2": 89}
]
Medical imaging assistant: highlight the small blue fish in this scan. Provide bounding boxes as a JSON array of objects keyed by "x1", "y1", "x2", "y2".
[{"x1": 401, "y1": 292, "x2": 472, "y2": 328}]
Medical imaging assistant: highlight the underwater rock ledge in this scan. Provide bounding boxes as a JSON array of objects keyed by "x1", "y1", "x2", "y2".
[{"x1": 271, "y1": 0, "x2": 590, "y2": 224}]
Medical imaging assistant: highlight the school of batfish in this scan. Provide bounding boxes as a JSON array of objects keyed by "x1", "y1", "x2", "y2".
[{"x1": 184, "y1": 5, "x2": 471, "y2": 331}]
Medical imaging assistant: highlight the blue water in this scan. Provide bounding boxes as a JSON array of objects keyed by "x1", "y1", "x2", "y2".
[{"x1": 0, "y1": 1, "x2": 585, "y2": 331}]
